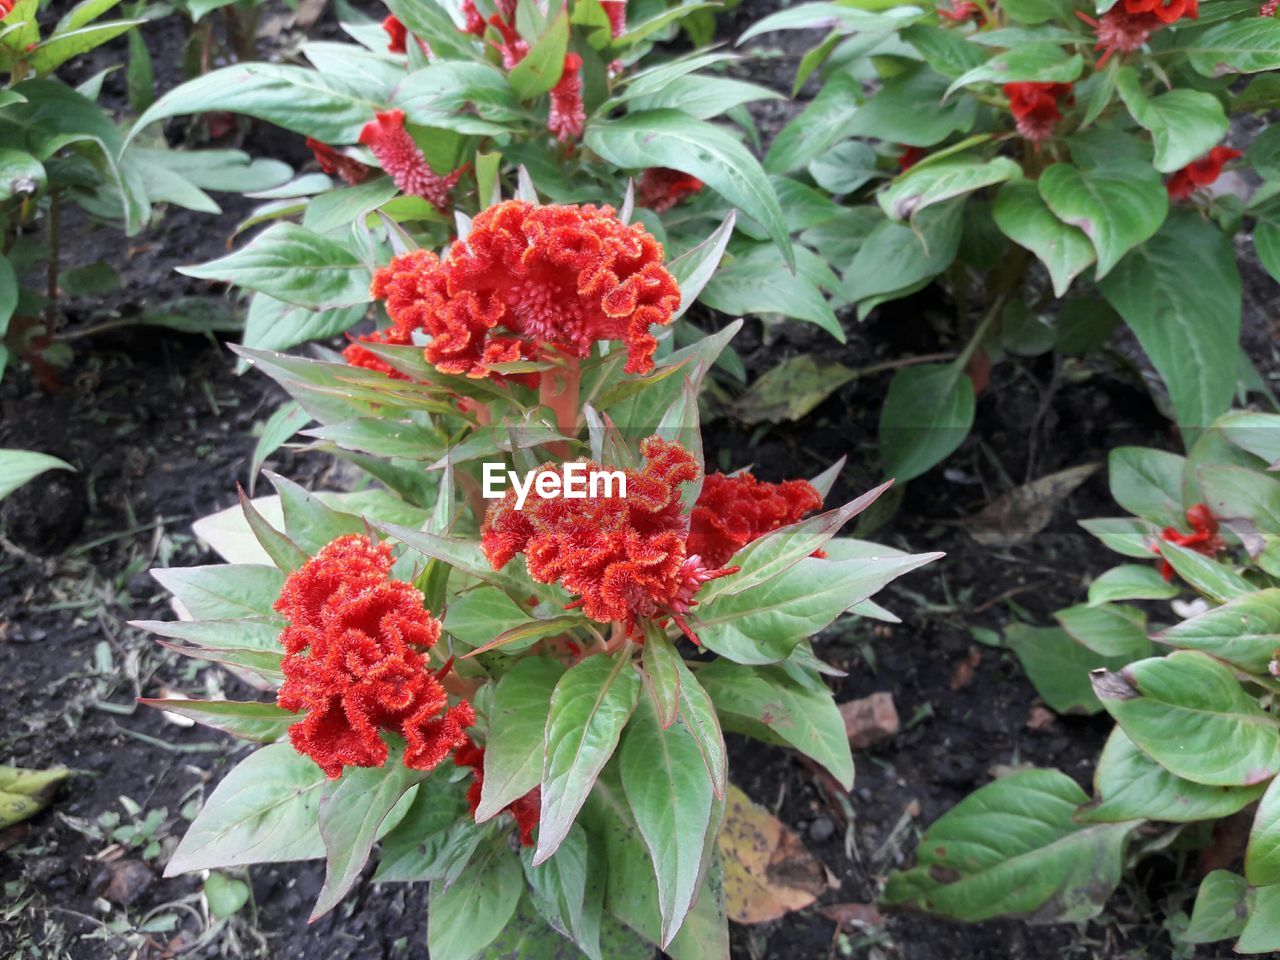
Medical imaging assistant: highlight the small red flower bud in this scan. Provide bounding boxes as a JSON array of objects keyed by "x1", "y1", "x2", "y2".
[
  {"x1": 548, "y1": 53, "x2": 585, "y2": 144},
  {"x1": 382, "y1": 14, "x2": 408, "y2": 53},
  {"x1": 638, "y1": 168, "x2": 704, "y2": 212},
  {"x1": 455, "y1": 741, "x2": 540, "y2": 845},
  {"x1": 1003, "y1": 82, "x2": 1072, "y2": 142},
  {"x1": 1166, "y1": 145, "x2": 1241, "y2": 200},
  {"x1": 602, "y1": 0, "x2": 627, "y2": 36},
  {"x1": 1151, "y1": 503, "x2": 1226, "y2": 580},
  {"x1": 306, "y1": 137, "x2": 372, "y2": 186},
  {"x1": 358, "y1": 109, "x2": 465, "y2": 210},
  {"x1": 689, "y1": 472, "x2": 825, "y2": 568}
]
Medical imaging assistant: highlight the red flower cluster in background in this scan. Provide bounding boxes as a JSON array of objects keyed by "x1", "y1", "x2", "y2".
[
  {"x1": 938, "y1": 0, "x2": 982, "y2": 21},
  {"x1": 488, "y1": 13, "x2": 529, "y2": 68},
  {"x1": 306, "y1": 138, "x2": 371, "y2": 186},
  {"x1": 348, "y1": 199, "x2": 681, "y2": 379},
  {"x1": 898, "y1": 146, "x2": 927, "y2": 171},
  {"x1": 548, "y1": 53, "x2": 586, "y2": 143},
  {"x1": 358, "y1": 109, "x2": 466, "y2": 210},
  {"x1": 1125, "y1": 0, "x2": 1197, "y2": 23},
  {"x1": 274, "y1": 535, "x2": 474, "y2": 779},
  {"x1": 1166, "y1": 145, "x2": 1241, "y2": 200},
  {"x1": 1003, "y1": 82, "x2": 1072, "y2": 142},
  {"x1": 481, "y1": 437, "x2": 736, "y2": 637},
  {"x1": 1151, "y1": 504, "x2": 1226, "y2": 580},
  {"x1": 455, "y1": 741, "x2": 540, "y2": 845},
  {"x1": 689, "y1": 472, "x2": 824, "y2": 568},
  {"x1": 638, "y1": 168, "x2": 704, "y2": 212}
]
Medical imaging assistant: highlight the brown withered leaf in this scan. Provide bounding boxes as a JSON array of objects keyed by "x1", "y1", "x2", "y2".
[
  {"x1": 718, "y1": 784, "x2": 834, "y2": 924},
  {"x1": 963, "y1": 463, "x2": 1099, "y2": 547},
  {"x1": 950, "y1": 647, "x2": 981, "y2": 690},
  {"x1": 820, "y1": 902, "x2": 884, "y2": 929}
]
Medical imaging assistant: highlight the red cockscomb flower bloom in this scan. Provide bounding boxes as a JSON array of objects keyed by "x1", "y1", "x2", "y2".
[
  {"x1": 275, "y1": 534, "x2": 475, "y2": 779},
  {"x1": 898, "y1": 145, "x2": 927, "y2": 171},
  {"x1": 938, "y1": 0, "x2": 981, "y2": 20},
  {"x1": 1166, "y1": 145, "x2": 1241, "y2": 200},
  {"x1": 351, "y1": 199, "x2": 680, "y2": 379},
  {"x1": 358, "y1": 110, "x2": 465, "y2": 210},
  {"x1": 455, "y1": 741, "x2": 540, "y2": 845},
  {"x1": 461, "y1": 0, "x2": 487, "y2": 34},
  {"x1": 481, "y1": 437, "x2": 737, "y2": 638},
  {"x1": 1151, "y1": 504, "x2": 1226, "y2": 580},
  {"x1": 602, "y1": 0, "x2": 627, "y2": 35},
  {"x1": 1124, "y1": 0, "x2": 1197, "y2": 24},
  {"x1": 383, "y1": 14, "x2": 409, "y2": 52},
  {"x1": 689, "y1": 472, "x2": 825, "y2": 568},
  {"x1": 488, "y1": 13, "x2": 529, "y2": 68},
  {"x1": 1004, "y1": 82, "x2": 1072, "y2": 143},
  {"x1": 306, "y1": 138, "x2": 372, "y2": 186},
  {"x1": 638, "y1": 168, "x2": 704, "y2": 212},
  {"x1": 548, "y1": 53, "x2": 585, "y2": 143}
]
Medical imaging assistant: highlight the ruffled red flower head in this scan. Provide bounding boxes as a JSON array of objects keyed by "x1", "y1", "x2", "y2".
[
  {"x1": 1003, "y1": 82, "x2": 1072, "y2": 142},
  {"x1": 548, "y1": 53, "x2": 585, "y2": 143},
  {"x1": 1124, "y1": 0, "x2": 1197, "y2": 23},
  {"x1": 306, "y1": 137, "x2": 371, "y2": 186},
  {"x1": 638, "y1": 168, "x2": 704, "y2": 212},
  {"x1": 455, "y1": 741, "x2": 540, "y2": 845},
  {"x1": 480, "y1": 437, "x2": 736, "y2": 636},
  {"x1": 1166, "y1": 145, "x2": 1241, "y2": 200},
  {"x1": 1151, "y1": 503, "x2": 1226, "y2": 580},
  {"x1": 689, "y1": 472, "x2": 825, "y2": 568},
  {"x1": 358, "y1": 110, "x2": 465, "y2": 211},
  {"x1": 274, "y1": 534, "x2": 474, "y2": 779},
  {"x1": 352, "y1": 200, "x2": 681, "y2": 379}
]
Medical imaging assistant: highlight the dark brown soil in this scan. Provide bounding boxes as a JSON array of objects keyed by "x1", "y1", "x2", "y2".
[{"x1": 1, "y1": 4, "x2": 1274, "y2": 959}]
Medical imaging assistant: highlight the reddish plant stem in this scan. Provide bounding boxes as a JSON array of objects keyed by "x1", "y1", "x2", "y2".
[{"x1": 540, "y1": 350, "x2": 580, "y2": 456}]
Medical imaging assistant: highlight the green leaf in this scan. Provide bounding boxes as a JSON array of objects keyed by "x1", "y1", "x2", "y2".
[
  {"x1": 699, "y1": 243, "x2": 841, "y2": 338},
  {"x1": 166, "y1": 743, "x2": 326, "y2": 874},
  {"x1": 1108, "y1": 446, "x2": 1186, "y2": 527},
  {"x1": 880, "y1": 156, "x2": 1021, "y2": 221},
  {"x1": 628, "y1": 75, "x2": 781, "y2": 121},
  {"x1": 1100, "y1": 212, "x2": 1239, "y2": 435},
  {"x1": 585, "y1": 110, "x2": 794, "y2": 270},
  {"x1": 848, "y1": 63, "x2": 977, "y2": 146},
  {"x1": 1038, "y1": 160, "x2": 1167, "y2": 279},
  {"x1": 764, "y1": 72, "x2": 859, "y2": 174},
  {"x1": 883, "y1": 769, "x2": 1135, "y2": 921},
  {"x1": 621, "y1": 695, "x2": 715, "y2": 947},
  {"x1": 392, "y1": 62, "x2": 523, "y2": 135},
  {"x1": 1247, "y1": 776, "x2": 1280, "y2": 886},
  {"x1": 947, "y1": 43, "x2": 1083, "y2": 97},
  {"x1": 445, "y1": 587, "x2": 536, "y2": 649},
  {"x1": 312, "y1": 752, "x2": 423, "y2": 918},
  {"x1": 1157, "y1": 589, "x2": 1280, "y2": 674},
  {"x1": 509, "y1": 10, "x2": 570, "y2": 101},
  {"x1": 137, "y1": 699, "x2": 294, "y2": 743},
  {"x1": 1005, "y1": 624, "x2": 1125, "y2": 715},
  {"x1": 640, "y1": 625, "x2": 681, "y2": 728},
  {"x1": 374, "y1": 774, "x2": 474, "y2": 883},
  {"x1": 0, "y1": 449, "x2": 73, "y2": 501},
  {"x1": 1186, "y1": 18, "x2": 1280, "y2": 77},
  {"x1": 179, "y1": 224, "x2": 371, "y2": 311},
  {"x1": 536, "y1": 651, "x2": 641, "y2": 865},
  {"x1": 695, "y1": 660, "x2": 853, "y2": 789},
  {"x1": 1115, "y1": 68, "x2": 1228, "y2": 174},
  {"x1": 738, "y1": 1, "x2": 920, "y2": 41},
  {"x1": 902, "y1": 23, "x2": 988, "y2": 79},
  {"x1": 1094, "y1": 651, "x2": 1280, "y2": 787},
  {"x1": 1238, "y1": 884, "x2": 1280, "y2": 953},
  {"x1": 878, "y1": 362, "x2": 975, "y2": 482},
  {"x1": 0, "y1": 149, "x2": 46, "y2": 202},
  {"x1": 809, "y1": 140, "x2": 878, "y2": 194},
  {"x1": 1159, "y1": 541, "x2": 1254, "y2": 603},
  {"x1": 844, "y1": 202, "x2": 963, "y2": 316},
  {"x1": 150, "y1": 564, "x2": 285, "y2": 620},
  {"x1": 1054, "y1": 603, "x2": 1151, "y2": 660},
  {"x1": 130, "y1": 64, "x2": 382, "y2": 144},
  {"x1": 672, "y1": 658, "x2": 727, "y2": 798},
  {"x1": 203, "y1": 872, "x2": 251, "y2": 919},
  {"x1": 476, "y1": 657, "x2": 564, "y2": 822},
  {"x1": 1218, "y1": 410, "x2": 1280, "y2": 465},
  {"x1": 992, "y1": 180, "x2": 1095, "y2": 297},
  {"x1": 29, "y1": 20, "x2": 144, "y2": 76},
  {"x1": 237, "y1": 488, "x2": 309, "y2": 572},
  {"x1": 428, "y1": 835, "x2": 523, "y2": 960},
  {"x1": 1087, "y1": 564, "x2": 1179, "y2": 605},
  {"x1": 665, "y1": 213, "x2": 735, "y2": 321},
  {"x1": 1078, "y1": 728, "x2": 1266, "y2": 824},
  {"x1": 0, "y1": 766, "x2": 68, "y2": 828},
  {"x1": 1181, "y1": 871, "x2": 1251, "y2": 944}
]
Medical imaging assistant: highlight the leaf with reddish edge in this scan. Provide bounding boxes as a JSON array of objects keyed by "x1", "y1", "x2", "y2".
[
  {"x1": 475, "y1": 657, "x2": 564, "y2": 823},
  {"x1": 237, "y1": 485, "x2": 308, "y2": 572},
  {"x1": 672, "y1": 658, "x2": 727, "y2": 799},
  {"x1": 535, "y1": 649, "x2": 641, "y2": 865},
  {"x1": 640, "y1": 623, "x2": 682, "y2": 728},
  {"x1": 138, "y1": 698, "x2": 295, "y2": 743}
]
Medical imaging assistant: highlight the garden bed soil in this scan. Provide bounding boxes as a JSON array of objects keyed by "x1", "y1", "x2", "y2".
[{"x1": 2, "y1": 3, "x2": 1277, "y2": 958}]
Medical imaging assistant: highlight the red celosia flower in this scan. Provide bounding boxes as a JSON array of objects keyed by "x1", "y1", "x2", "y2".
[
  {"x1": 461, "y1": 0, "x2": 487, "y2": 35},
  {"x1": 343, "y1": 324, "x2": 414, "y2": 378},
  {"x1": 495, "y1": 0, "x2": 517, "y2": 20},
  {"x1": 898, "y1": 146, "x2": 927, "y2": 171},
  {"x1": 358, "y1": 110, "x2": 465, "y2": 211},
  {"x1": 1004, "y1": 82, "x2": 1072, "y2": 143},
  {"x1": 383, "y1": 14, "x2": 409, "y2": 53},
  {"x1": 1124, "y1": 0, "x2": 1197, "y2": 24},
  {"x1": 275, "y1": 534, "x2": 475, "y2": 779},
  {"x1": 1166, "y1": 145, "x2": 1241, "y2": 200},
  {"x1": 306, "y1": 137, "x2": 372, "y2": 186},
  {"x1": 1150, "y1": 504, "x2": 1226, "y2": 580},
  {"x1": 355, "y1": 199, "x2": 680, "y2": 379},
  {"x1": 602, "y1": 0, "x2": 627, "y2": 36},
  {"x1": 0, "y1": 0, "x2": 15, "y2": 18},
  {"x1": 689, "y1": 471, "x2": 824, "y2": 568},
  {"x1": 455, "y1": 741, "x2": 540, "y2": 845},
  {"x1": 548, "y1": 53, "x2": 585, "y2": 143},
  {"x1": 938, "y1": 0, "x2": 981, "y2": 20},
  {"x1": 488, "y1": 13, "x2": 529, "y2": 68},
  {"x1": 1264, "y1": 0, "x2": 1279, "y2": 15},
  {"x1": 638, "y1": 168, "x2": 704, "y2": 212},
  {"x1": 481, "y1": 437, "x2": 737, "y2": 638},
  {"x1": 1076, "y1": 7, "x2": 1161, "y2": 67}
]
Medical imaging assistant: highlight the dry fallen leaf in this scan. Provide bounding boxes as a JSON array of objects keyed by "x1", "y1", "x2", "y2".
[
  {"x1": 718, "y1": 784, "x2": 834, "y2": 924},
  {"x1": 1026, "y1": 704, "x2": 1057, "y2": 731},
  {"x1": 840, "y1": 692, "x2": 899, "y2": 750},
  {"x1": 950, "y1": 647, "x2": 982, "y2": 690},
  {"x1": 820, "y1": 902, "x2": 885, "y2": 929},
  {"x1": 963, "y1": 463, "x2": 1099, "y2": 547}
]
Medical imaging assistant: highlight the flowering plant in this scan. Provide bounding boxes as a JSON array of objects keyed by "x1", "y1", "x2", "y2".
[
  {"x1": 137, "y1": 195, "x2": 938, "y2": 957},
  {"x1": 120, "y1": 0, "x2": 844, "y2": 360},
  {"x1": 747, "y1": 0, "x2": 1280, "y2": 481},
  {"x1": 883, "y1": 411, "x2": 1280, "y2": 953}
]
